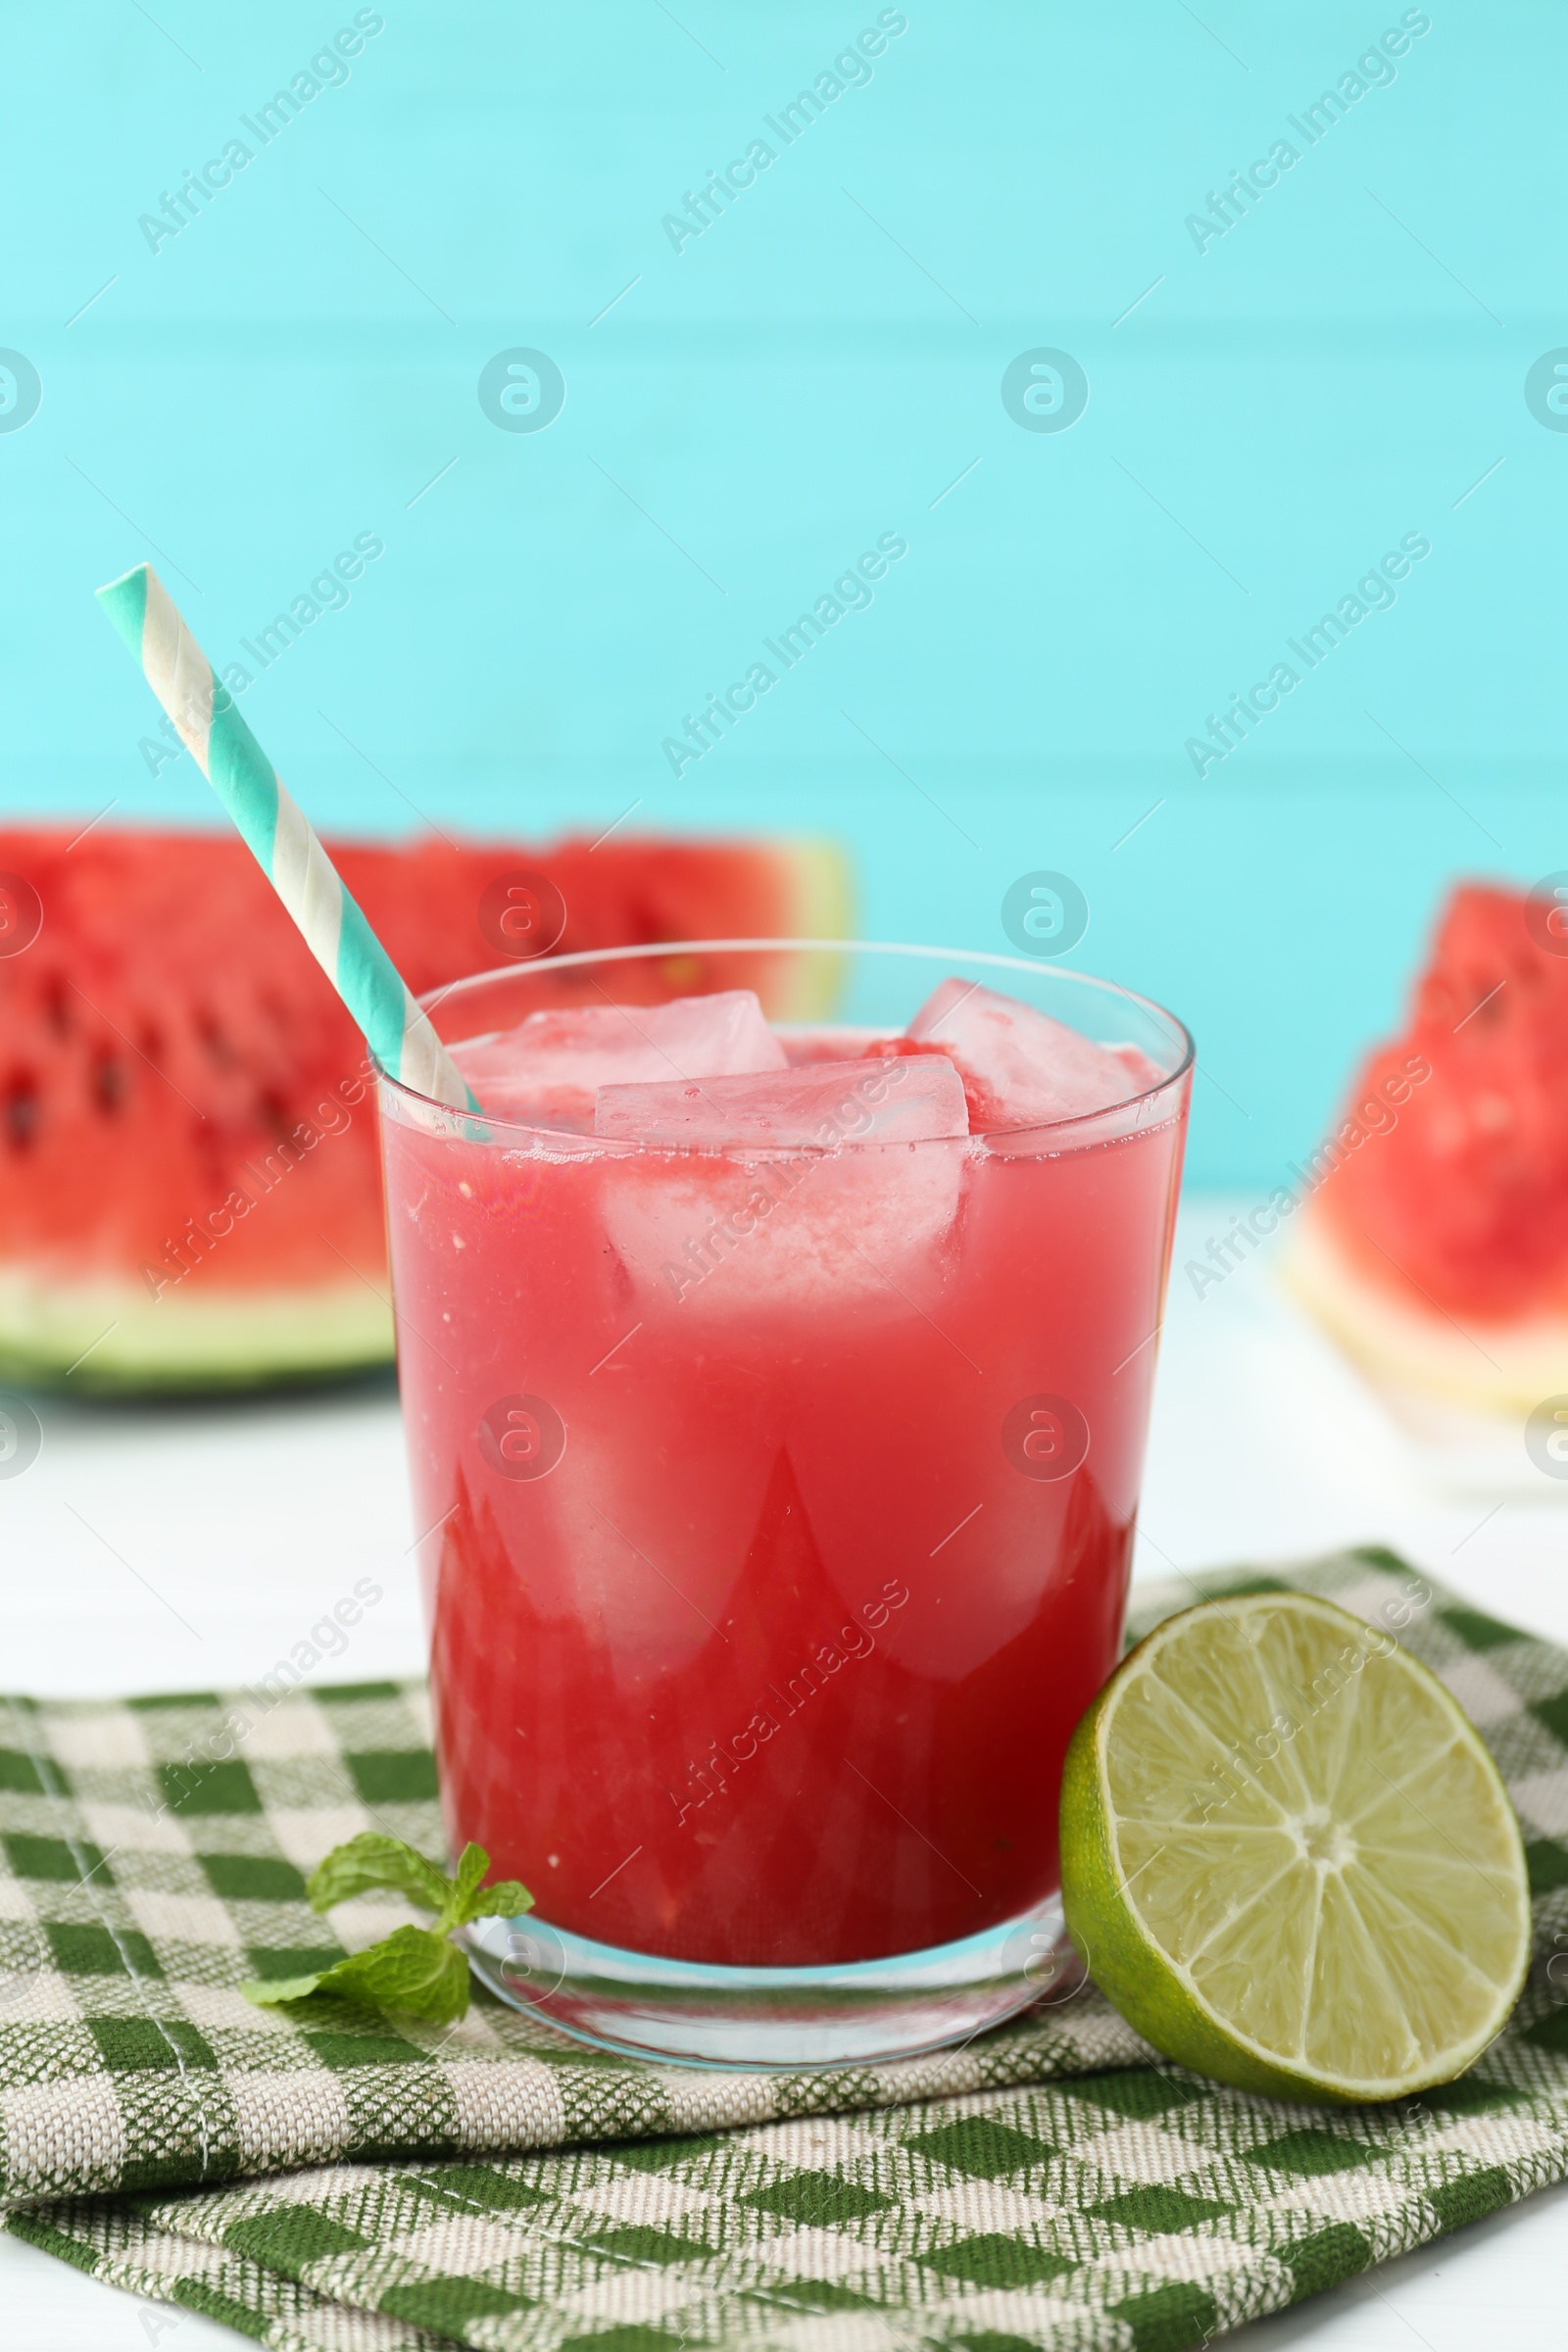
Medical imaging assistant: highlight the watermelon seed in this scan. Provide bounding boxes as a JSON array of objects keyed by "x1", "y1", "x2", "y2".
[
  {"x1": 5, "y1": 1078, "x2": 38, "y2": 1151},
  {"x1": 42, "y1": 975, "x2": 72, "y2": 1037},
  {"x1": 92, "y1": 1056, "x2": 127, "y2": 1114},
  {"x1": 195, "y1": 1012, "x2": 236, "y2": 1068},
  {"x1": 259, "y1": 1088, "x2": 293, "y2": 1140}
]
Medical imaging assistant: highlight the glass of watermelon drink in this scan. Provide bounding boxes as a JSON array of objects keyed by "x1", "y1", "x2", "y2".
[{"x1": 376, "y1": 943, "x2": 1192, "y2": 2065}]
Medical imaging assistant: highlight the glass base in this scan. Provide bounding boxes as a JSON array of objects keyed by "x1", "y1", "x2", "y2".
[{"x1": 463, "y1": 1895, "x2": 1081, "y2": 2069}]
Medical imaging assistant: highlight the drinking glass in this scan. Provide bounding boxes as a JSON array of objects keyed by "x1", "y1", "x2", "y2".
[{"x1": 376, "y1": 941, "x2": 1191, "y2": 2065}]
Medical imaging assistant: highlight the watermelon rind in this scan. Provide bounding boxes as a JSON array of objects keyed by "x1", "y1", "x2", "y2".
[
  {"x1": 765, "y1": 845, "x2": 855, "y2": 1017},
  {"x1": 0, "y1": 1273, "x2": 392, "y2": 1395},
  {"x1": 1284, "y1": 1212, "x2": 1568, "y2": 1418}
]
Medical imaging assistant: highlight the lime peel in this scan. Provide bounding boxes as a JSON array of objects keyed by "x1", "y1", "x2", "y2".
[{"x1": 1060, "y1": 1592, "x2": 1531, "y2": 2105}]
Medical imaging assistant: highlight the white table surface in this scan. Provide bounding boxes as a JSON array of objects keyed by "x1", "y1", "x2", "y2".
[{"x1": 3, "y1": 1196, "x2": 1565, "y2": 2347}]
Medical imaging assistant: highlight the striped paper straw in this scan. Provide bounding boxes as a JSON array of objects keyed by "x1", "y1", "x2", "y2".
[{"x1": 95, "y1": 563, "x2": 476, "y2": 1112}]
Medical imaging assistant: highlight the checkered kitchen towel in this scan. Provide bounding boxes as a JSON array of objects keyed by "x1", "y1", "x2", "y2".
[{"x1": 6, "y1": 1549, "x2": 1568, "y2": 2351}]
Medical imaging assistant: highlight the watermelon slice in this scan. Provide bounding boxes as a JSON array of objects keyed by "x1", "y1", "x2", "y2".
[
  {"x1": 1288, "y1": 881, "x2": 1568, "y2": 1412},
  {"x1": 0, "y1": 827, "x2": 848, "y2": 1392}
]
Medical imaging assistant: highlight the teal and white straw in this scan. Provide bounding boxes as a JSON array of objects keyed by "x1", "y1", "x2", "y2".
[{"x1": 95, "y1": 563, "x2": 475, "y2": 1112}]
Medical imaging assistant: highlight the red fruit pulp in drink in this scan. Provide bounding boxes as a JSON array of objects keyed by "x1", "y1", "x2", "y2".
[{"x1": 383, "y1": 1031, "x2": 1186, "y2": 1969}]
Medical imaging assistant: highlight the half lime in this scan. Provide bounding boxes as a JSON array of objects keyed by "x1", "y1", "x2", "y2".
[{"x1": 1060, "y1": 1592, "x2": 1531, "y2": 2103}]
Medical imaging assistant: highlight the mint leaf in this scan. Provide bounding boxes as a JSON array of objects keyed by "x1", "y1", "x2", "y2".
[
  {"x1": 462, "y1": 1879, "x2": 533, "y2": 1924},
  {"x1": 436, "y1": 1841, "x2": 491, "y2": 1934},
  {"x1": 322, "y1": 1928, "x2": 472, "y2": 2024},
  {"x1": 434, "y1": 1843, "x2": 534, "y2": 1930},
  {"x1": 241, "y1": 1928, "x2": 470, "y2": 2024},
  {"x1": 242, "y1": 1831, "x2": 537, "y2": 2025},
  {"x1": 307, "y1": 1832, "x2": 451, "y2": 1916},
  {"x1": 242, "y1": 1971, "x2": 331, "y2": 2006}
]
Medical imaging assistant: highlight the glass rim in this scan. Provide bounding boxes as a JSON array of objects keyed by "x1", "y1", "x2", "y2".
[{"x1": 375, "y1": 936, "x2": 1197, "y2": 1149}]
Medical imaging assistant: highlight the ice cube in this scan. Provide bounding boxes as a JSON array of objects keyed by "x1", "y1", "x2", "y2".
[
  {"x1": 594, "y1": 1054, "x2": 968, "y2": 1148},
  {"x1": 599, "y1": 1148, "x2": 967, "y2": 1321},
  {"x1": 456, "y1": 990, "x2": 786, "y2": 1126},
  {"x1": 596, "y1": 1057, "x2": 970, "y2": 1318},
  {"x1": 906, "y1": 978, "x2": 1155, "y2": 1129},
  {"x1": 778, "y1": 1024, "x2": 898, "y2": 1066}
]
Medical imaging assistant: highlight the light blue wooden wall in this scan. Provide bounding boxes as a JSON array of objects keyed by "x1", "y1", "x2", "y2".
[{"x1": 3, "y1": 2, "x2": 1560, "y2": 1185}]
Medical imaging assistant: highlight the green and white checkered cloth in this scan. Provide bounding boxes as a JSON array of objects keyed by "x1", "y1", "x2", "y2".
[{"x1": 5, "y1": 1549, "x2": 1568, "y2": 2351}]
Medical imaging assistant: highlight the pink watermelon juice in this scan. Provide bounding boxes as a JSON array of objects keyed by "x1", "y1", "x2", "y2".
[{"x1": 380, "y1": 963, "x2": 1190, "y2": 1970}]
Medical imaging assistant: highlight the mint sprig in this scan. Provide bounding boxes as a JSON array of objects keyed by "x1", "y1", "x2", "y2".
[{"x1": 241, "y1": 1834, "x2": 532, "y2": 2025}]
